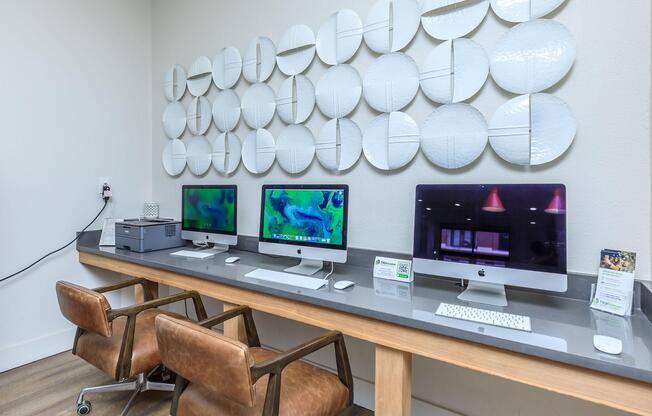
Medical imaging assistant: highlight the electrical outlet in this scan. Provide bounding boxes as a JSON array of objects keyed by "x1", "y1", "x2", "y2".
[{"x1": 98, "y1": 177, "x2": 110, "y2": 197}]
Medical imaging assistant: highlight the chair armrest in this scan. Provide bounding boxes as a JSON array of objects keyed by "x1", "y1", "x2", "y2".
[
  {"x1": 94, "y1": 278, "x2": 153, "y2": 300},
  {"x1": 198, "y1": 306, "x2": 261, "y2": 347},
  {"x1": 107, "y1": 291, "x2": 206, "y2": 321}
]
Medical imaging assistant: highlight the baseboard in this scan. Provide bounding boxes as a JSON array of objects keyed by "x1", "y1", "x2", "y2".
[{"x1": 0, "y1": 326, "x2": 76, "y2": 373}]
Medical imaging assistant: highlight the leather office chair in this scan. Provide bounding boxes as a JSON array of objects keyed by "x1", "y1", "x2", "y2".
[
  {"x1": 155, "y1": 306, "x2": 355, "y2": 416},
  {"x1": 55, "y1": 278, "x2": 207, "y2": 416}
]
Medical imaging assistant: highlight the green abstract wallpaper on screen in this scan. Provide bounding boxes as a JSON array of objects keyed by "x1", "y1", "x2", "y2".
[
  {"x1": 183, "y1": 188, "x2": 235, "y2": 232},
  {"x1": 263, "y1": 189, "x2": 345, "y2": 245}
]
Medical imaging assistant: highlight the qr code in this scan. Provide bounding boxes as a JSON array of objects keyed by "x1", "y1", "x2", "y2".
[{"x1": 397, "y1": 261, "x2": 410, "y2": 277}]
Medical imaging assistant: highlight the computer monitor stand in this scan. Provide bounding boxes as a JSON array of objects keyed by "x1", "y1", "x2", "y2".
[
  {"x1": 284, "y1": 259, "x2": 324, "y2": 276},
  {"x1": 457, "y1": 281, "x2": 508, "y2": 307},
  {"x1": 193, "y1": 241, "x2": 229, "y2": 255}
]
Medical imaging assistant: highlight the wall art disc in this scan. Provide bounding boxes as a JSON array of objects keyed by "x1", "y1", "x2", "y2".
[
  {"x1": 162, "y1": 138, "x2": 186, "y2": 176},
  {"x1": 363, "y1": 112, "x2": 420, "y2": 170},
  {"x1": 491, "y1": 0, "x2": 567, "y2": 23},
  {"x1": 163, "y1": 64, "x2": 187, "y2": 101},
  {"x1": 363, "y1": 52, "x2": 419, "y2": 113},
  {"x1": 363, "y1": 0, "x2": 421, "y2": 54},
  {"x1": 276, "y1": 124, "x2": 315, "y2": 174},
  {"x1": 241, "y1": 82, "x2": 276, "y2": 129},
  {"x1": 187, "y1": 56, "x2": 212, "y2": 96},
  {"x1": 212, "y1": 131, "x2": 241, "y2": 174},
  {"x1": 186, "y1": 96, "x2": 212, "y2": 135},
  {"x1": 421, "y1": 0, "x2": 490, "y2": 40},
  {"x1": 316, "y1": 118, "x2": 362, "y2": 171},
  {"x1": 242, "y1": 128, "x2": 276, "y2": 174},
  {"x1": 316, "y1": 9, "x2": 363, "y2": 65},
  {"x1": 490, "y1": 19, "x2": 576, "y2": 94},
  {"x1": 212, "y1": 89, "x2": 241, "y2": 132},
  {"x1": 243, "y1": 36, "x2": 277, "y2": 83},
  {"x1": 162, "y1": 101, "x2": 186, "y2": 139},
  {"x1": 212, "y1": 47, "x2": 242, "y2": 89},
  {"x1": 315, "y1": 64, "x2": 362, "y2": 119},
  {"x1": 277, "y1": 24, "x2": 316, "y2": 76},
  {"x1": 276, "y1": 75, "x2": 315, "y2": 124},
  {"x1": 186, "y1": 135, "x2": 212, "y2": 175}
]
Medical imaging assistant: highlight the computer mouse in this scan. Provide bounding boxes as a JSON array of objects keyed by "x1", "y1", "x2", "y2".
[
  {"x1": 225, "y1": 256, "x2": 240, "y2": 264},
  {"x1": 334, "y1": 280, "x2": 355, "y2": 290},
  {"x1": 593, "y1": 335, "x2": 622, "y2": 355}
]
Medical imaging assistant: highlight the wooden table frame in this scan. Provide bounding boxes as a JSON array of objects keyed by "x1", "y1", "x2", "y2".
[{"x1": 80, "y1": 252, "x2": 652, "y2": 415}]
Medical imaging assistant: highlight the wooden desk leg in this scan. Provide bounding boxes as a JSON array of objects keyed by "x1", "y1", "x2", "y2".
[
  {"x1": 375, "y1": 344, "x2": 412, "y2": 416},
  {"x1": 135, "y1": 280, "x2": 158, "y2": 303},
  {"x1": 223, "y1": 302, "x2": 247, "y2": 343}
]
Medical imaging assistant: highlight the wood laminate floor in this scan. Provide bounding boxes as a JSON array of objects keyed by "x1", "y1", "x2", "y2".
[{"x1": 0, "y1": 352, "x2": 373, "y2": 416}]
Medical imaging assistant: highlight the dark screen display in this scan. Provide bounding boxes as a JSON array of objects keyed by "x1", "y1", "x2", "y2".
[{"x1": 413, "y1": 184, "x2": 566, "y2": 274}]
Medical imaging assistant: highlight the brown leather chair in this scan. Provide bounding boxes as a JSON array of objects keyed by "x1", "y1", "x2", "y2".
[
  {"x1": 55, "y1": 278, "x2": 207, "y2": 416},
  {"x1": 155, "y1": 306, "x2": 355, "y2": 416}
]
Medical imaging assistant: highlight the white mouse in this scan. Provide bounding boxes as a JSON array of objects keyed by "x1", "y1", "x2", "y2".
[
  {"x1": 593, "y1": 335, "x2": 622, "y2": 355},
  {"x1": 334, "y1": 280, "x2": 355, "y2": 290},
  {"x1": 225, "y1": 256, "x2": 240, "y2": 264}
]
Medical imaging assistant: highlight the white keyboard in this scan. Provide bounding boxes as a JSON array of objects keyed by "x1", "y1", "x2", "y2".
[
  {"x1": 435, "y1": 303, "x2": 532, "y2": 332},
  {"x1": 170, "y1": 250, "x2": 215, "y2": 259},
  {"x1": 245, "y1": 268, "x2": 327, "y2": 290}
]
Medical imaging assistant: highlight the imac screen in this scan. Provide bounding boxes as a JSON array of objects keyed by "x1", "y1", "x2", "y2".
[
  {"x1": 261, "y1": 187, "x2": 347, "y2": 248},
  {"x1": 182, "y1": 186, "x2": 236, "y2": 234}
]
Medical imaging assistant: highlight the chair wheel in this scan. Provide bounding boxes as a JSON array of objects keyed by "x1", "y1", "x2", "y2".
[{"x1": 77, "y1": 400, "x2": 92, "y2": 415}]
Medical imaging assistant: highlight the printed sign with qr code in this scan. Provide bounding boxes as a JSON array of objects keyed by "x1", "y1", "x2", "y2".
[{"x1": 373, "y1": 256, "x2": 413, "y2": 282}]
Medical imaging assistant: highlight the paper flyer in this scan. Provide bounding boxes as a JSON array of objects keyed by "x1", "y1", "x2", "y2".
[{"x1": 590, "y1": 249, "x2": 636, "y2": 316}]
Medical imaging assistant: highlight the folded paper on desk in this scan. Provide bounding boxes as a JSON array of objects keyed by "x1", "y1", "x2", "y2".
[{"x1": 591, "y1": 249, "x2": 636, "y2": 316}]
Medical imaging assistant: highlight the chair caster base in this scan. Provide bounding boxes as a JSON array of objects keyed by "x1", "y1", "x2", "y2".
[{"x1": 77, "y1": 400, "x2": 92, "y2": 415}]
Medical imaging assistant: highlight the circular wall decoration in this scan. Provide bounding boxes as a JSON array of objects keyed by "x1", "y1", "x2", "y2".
[
  {"x1": 490, "y1": 19, "x2": 576, "y2": 94},
  {"x1": 489, "y1": 93, "x2": 576, "y2": 165},
  {"x1": 315, "y1": 64, "x2": 362, "y2": 119},
  {"x1": 212, "y1": 131, "x2": 241, "y2": 175},
  {"x1": 241, "y1": 83, "x2": 276, "y2": 129},
  {"x1": 243, "y1": 36, "x2": 277, "y2": 83},
  {"x1": 420, "y1": 38, "x2": 488, "y2": 104},
  {"x1": 162, "y1": 102, "x2": 186, "y2": 139},
  {"x1": 276, "y1": 24, "x2": 316, "y2": 76},
  {"x1": 186, "y1": 135, "x2": 212, "y2": 175},
  {"x1": 421, "y1": 0, "x2": 489, "y2": 40},
  {"x1": 187, "y1": 56, "x2": 212, "y2": 96},
  {"x1": 364, "y1": 0, "x2": 420, "y2": 54},
  {"x1": 276, "y1": 124, "x2": 315, "y2": 174},
  {"x1": 491, "y1": 0, "x2": 566, "y2": 23},
  {"x1": 421, "y1": 104, "x2": 488, "y2": 169},
  {"x1": 316, "y1": 118, "x2": 362, "y2": 171},
  {"x1": 186, "y1": 96, "x2": 212, "y2": 135},
  {"x1": 162, "y1": 138, "x2": 186, "y2": 176},
  {"x1": 163, "y1": 64, "x2": 187, "y2": 101},
  {"x1": 363, "y1": 52, "x2": 419, "y2": 113},
  {"x1": 212, "y1": 89, "x2": 241, "y2": 132},
  {"x1": 316, "y1": 9, "x2": 363, "y2": 65},
  {"x1": 212, "y1": 47, "x2": 242, "y2": 90},
  {"x1": 277, "y1": 75, "x2": 315, "y2": 124},
  {"x1": 242, "y1": 128, "x2": 276, "y2": 174},
  {"x1": 363, "y1": 112, "x2": 420, "y2": 170}
]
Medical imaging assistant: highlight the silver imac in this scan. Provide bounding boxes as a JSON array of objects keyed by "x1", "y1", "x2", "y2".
[
  {"x1": 181, "y1": 185, "x2": 237, "y2": 253},
  {"x1": 258, "y1": 185, "x2": 348, "y2": 275},
  {"x1": 413, "y1": 184, "x2": 567, "y2": 306}
]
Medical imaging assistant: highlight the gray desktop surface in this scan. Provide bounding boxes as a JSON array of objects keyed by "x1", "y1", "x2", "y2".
[{"x1": 77, "y1": 231, "x2": 652, "y2": 384}]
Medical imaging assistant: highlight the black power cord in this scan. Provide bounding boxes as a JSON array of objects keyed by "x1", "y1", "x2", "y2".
[{"x1": 0, "y1": 198, "x2": 109, "y2": 284}]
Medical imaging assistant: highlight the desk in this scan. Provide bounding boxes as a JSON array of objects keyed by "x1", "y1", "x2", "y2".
[{"x1": 77, "y1": 232, "x2": 652, "y2": 415}]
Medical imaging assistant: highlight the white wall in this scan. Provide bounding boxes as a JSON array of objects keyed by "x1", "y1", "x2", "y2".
[
  {"x1": 0, "y1": 0, "x2": 152, "y2": 372},
  {"x1": 151, "y1": 1, "x2": 650, "y2": 415}
]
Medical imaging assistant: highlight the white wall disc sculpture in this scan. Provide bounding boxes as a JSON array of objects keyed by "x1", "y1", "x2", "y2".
[
  {"x1": 420, "y1": 38, "x2": 488, "y2": 104},
  {"x1": 363, "y1": 112, "x2": 420, "y2": 170},
  {"x1": 315, "y1": 64, "x2": 362, "y2": 119},
  {"x1": 364, "y1": 0, "x2": 420, "y2": 54},
  {"x1": 187, "y1": 56, "x2": 212, "y2": 96},
  {"x1": 212, "y1": 89, "x2": 241, "y2": 132},
  {"x1": 316, "y1": 9, "x2": 363, "y2": 65},
  {"x1": 421, "y1": 0, "x2": 490, "y2": 41},
  {"x1": 316, "y1": 118, "x2": 362, "y2": 171},
  {"x1": 363, "y1": 52, "x2": 419, "y2": 113},
  {"x1": 186, "y1": 96, "x2": 212, "y2": 135},
  {"x1": 421, "y1": 104, "x2": 488, "y2": 169},
  {"x1": 212, "y1": 47, "x2": 242, "y2": 89},
  {"x1": 241, "y1": 83, "x2": 276, "y2": 129},
  {"x1": 276, "y1": 75, "x2": 315, "y2": 124},
  {"x1": 242, "y1": 128, "x2": 276, "y2": 174},
  {"x1": 491, "y1": 0, "x2": 566, "y2": 23},
  {"x1": 243, "y1": 36, "x2": 277, "y2": 83},
  {"x1": 276, "y1": 24, "x2": 316, "y2": 76},
  {"x1": 162, "y1": 102, "x2": 187, "y2": 139},
  {"x1": 490, "y1": 19, "x2": 576, "y2": 94},
  {"x1": 162, "y1": 138, "x2": 186, "y2": 176},
  {"x1": 489, "y1": 93, "x2": 576, "y2": 165},
  {"x1": 186, "y1": 135, "x2": 212, "y2": 175},
  {"x1": 212, "y1": 131, "x2": 241, "y2": 175},
  {"x1": 163, "y1": 64, "x2": 187, "y2": 101},
  {"x1": 276, "y1": 125, "x2": 315, "y2": 174}
]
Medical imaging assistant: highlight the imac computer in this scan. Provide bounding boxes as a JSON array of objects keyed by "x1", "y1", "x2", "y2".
[
  {"x1": 258, "y1": 184, "x2": 348, "y2": 275},
  {"x1": 180, "y1": 185, "x2": 237, "y2": 254},
  {"x1": 413, "y1": 184, "x2": 567, "y2": 307}
]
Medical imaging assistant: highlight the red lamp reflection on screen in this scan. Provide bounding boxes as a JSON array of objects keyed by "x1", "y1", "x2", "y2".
[
  {"x1": 482, "y1": 187, "x2": 505, "y2": 213},
  {"x1": 545, "y1": 188, "x2": 566, "y2": 214}
]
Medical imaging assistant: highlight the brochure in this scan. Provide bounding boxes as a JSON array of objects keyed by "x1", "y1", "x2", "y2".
[{"x1": 590, "y1": 249, "x2": 636, "y2": 316}]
